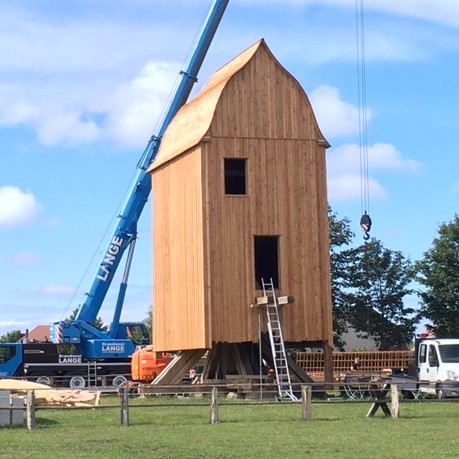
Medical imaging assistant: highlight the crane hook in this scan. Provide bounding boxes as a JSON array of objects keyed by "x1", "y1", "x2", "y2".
[{"x1": 360, "y1": 212, "x2": 372, "y2": 241}]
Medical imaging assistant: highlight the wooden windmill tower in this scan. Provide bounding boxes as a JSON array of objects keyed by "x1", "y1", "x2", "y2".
[{"x1": 147, "y1": 39, "x2": 333, "y2": 387}]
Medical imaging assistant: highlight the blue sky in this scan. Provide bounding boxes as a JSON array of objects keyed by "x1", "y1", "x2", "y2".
[{"x1": 1, "y1": 0, "x2": 459, "y2": 337}]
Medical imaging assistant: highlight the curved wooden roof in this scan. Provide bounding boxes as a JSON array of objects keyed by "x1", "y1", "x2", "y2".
[{"x1": 149, "y1": 39, "x2": 328, "y2": 172}]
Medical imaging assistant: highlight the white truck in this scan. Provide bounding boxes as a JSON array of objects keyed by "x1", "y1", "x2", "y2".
[{"x1": 416, "y1": 338, "x2": 459, "y2": 398}]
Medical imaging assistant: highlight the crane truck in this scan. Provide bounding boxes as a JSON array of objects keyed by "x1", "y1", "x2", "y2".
[{"x1": 0, "y1": 0, "x2": 229, "y2": 389}]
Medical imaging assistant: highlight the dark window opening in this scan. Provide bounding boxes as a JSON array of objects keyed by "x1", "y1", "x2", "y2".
[
  {"x1": 0, "y1": 345, "x2": 16, "y2": 364},
  {"x1": 428, "y1": 346, "x2": 439, "y2": 367},
  {"x1": 254, "y1": 236, "x2": 279, "y2": 289},
  {"x1": 126, "y1": 324, "x2": 151, "y2": 346},
  {"x1": 419, "y1": 344, "x2": 427, "y2": 364},
  {"x1": 224, "y1": 158, "x2": 246, "y2": 195}
]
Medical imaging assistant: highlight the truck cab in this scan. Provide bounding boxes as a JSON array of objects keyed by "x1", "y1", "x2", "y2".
[
  {"x1": 417, "y1": 339, "x2": 459, "y2": 398},
  {"x1": 0, "y1": 344, "x2": 22, "y2": 378}
]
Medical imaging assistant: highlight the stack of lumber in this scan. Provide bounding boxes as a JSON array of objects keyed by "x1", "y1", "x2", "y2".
[
  {"x1": 0, "y1": 379, "x2": 49, "y2": 391},
  {"x1": 0, "y1": 379, "x2": 98, "y2": 406},
  {"x1": 36, "y1": 389, "x2": 98, "y2": 407}
]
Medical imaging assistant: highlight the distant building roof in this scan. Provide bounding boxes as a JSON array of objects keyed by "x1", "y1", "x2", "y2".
[
  {"x1": 339, "y1": 327, "x2": 379, "y2": 351},
  {"x1": 21, "y1": 325, "x2": 51, "y2": 343}
]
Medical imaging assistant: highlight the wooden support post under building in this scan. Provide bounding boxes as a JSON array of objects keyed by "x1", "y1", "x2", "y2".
[
  {"x1": 210, "y1": 386, "x2": 219, "y2": 424},
  {"x1": 26, "y1": 390, "x2": 35, "y2": 430},
  {"x1": 301, "y1": 385, "x2": 312, "y2": 420},
  {"x1": 323, "y1": 341, "x2": 334, "y2": 386},
  {"x1": 120, "y1": 388, "x2": 129, "y2": 427}
]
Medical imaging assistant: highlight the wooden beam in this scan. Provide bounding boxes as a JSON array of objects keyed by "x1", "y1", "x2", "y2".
[
  {"x1": 152, "y1": 349, "x2": 207, "y2": 385},
  {"x1": 252, "y1": 295, "x2": 294, "y2": 307}
]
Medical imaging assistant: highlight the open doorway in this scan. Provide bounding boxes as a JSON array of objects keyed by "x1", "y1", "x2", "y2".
[{"x1": 254, "y1": 236, "x2": 279, "y2": 289}]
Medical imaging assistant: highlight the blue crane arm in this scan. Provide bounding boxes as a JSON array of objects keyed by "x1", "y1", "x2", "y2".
[{"x1": 76, "y1": 0, "x2": 229, "y2": 323}]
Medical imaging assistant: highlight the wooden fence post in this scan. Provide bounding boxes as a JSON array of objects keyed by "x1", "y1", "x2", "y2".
[
  {"x1": 390, "y1": 383, "x2": 400, "y2": 419},
  {"x1": 26, "y1": 390, "x2": 36, "y2": 430},
  {"x1": 120, "y1": 388, "x2": 129, "y2": 427},
  {"x1": 210, "y1": 386, "x2": 219, "y2": 424},
  {"x1": 301, "y1": 385, "x2": 312, "y2": 420}
]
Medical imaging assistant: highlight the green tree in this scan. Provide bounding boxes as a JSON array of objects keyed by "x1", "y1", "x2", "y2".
[
  {"x1": 345, "y1": 239, "x2": 417, "y2": 350},
  {"x1": 143, "y1": 308, "x2": 152, "y2": 334},
  {"x1": 0, "y1": 329, "x2": 22, "y2": 343},
  {"x1": 416, "y1": 214, "x2": 459, "y2": 337},
  {"x1": 328, "y1": 208, "x2": 355, "y2": 350},
  {"x1": 67, "y1": 308, "x2": 108, "y2": 331}
]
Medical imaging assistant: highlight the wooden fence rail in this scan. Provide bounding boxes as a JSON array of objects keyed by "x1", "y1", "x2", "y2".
[
  {"x1": 3, "y1": 382, "x2": 451, "y2": 430},
  {"x1": 119, "y1": 385, "x2": 313, "y2": 427},
  {"x1": 5, "y1": 386, "x2": 313, "y2": 429}
]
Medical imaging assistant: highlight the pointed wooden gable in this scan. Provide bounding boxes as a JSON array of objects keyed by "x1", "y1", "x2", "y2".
[
  {"x1": 149, "y1": 39, "x2": 328, "y2": 173},
  {"x1": 149, "y1": 39, "x2": 333, "y2": 353}
]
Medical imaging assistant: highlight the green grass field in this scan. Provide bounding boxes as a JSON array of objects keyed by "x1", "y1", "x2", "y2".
[{"x1": 1, "y1": 397, "x2": 458, "y2": 459}]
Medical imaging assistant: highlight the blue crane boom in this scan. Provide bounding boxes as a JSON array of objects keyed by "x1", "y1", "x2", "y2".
[
  {"x1": 78, "y1": 0, "x2": 229, "y2": 325},
  {"x1": 50, "y1": 0, "x2": 229, "y2": 361}
]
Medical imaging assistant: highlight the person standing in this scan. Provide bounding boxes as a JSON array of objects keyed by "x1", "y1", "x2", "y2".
[{"x1": 351, "y1": 357, "x2": 361, "y2": 371}]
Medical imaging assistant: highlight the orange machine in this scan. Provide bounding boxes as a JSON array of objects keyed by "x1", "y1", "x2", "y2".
[{"x1": 131, "y1": 349, "x2": 172, "y2": 383}]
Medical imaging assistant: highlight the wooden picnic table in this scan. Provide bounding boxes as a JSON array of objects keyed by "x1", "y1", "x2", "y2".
[
  {"x1": 367, "y1": 382, "x2": 391, "y2": 417},
  {"x1": 367, "y1": 381, "x2": 402, "y2": 418}
]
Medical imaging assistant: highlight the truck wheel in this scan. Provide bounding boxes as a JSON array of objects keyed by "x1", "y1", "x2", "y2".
[
  {"x1": 36, "y1": 376, "x2": 52, "y2": 386},
  {"x1": 437, "y1": 385, "x2": 446, "y2": 399},
  {"x1": 112, "y1": 375, "x2": 128, "y2": 389},
  {"x1": 69, "y1": 376, "x2": 86, "y2": 389}
]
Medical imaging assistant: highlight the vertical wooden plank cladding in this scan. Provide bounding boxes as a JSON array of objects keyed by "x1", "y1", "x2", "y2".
[
  {"x1": 151, "y1": 149, "x2": 208, "y2": 351},
  {"x1": 204, "y1": 43, "x2": 332, "y2": 344},
  {"x1": 203, "y1": 137, "x2": 331, "y2": 344},
  {"x1": 151, "y1": 40, "x2": 332, "y2": 351},
  {"x1": 205, "y1": 137, "x2": 256, "y2": 343},
  {"x1": 210, "y1": 43, "x2": 322, "y2": 141},
  {"x1": 316, "y1": 148, "x2": 334, "y2": 343}
]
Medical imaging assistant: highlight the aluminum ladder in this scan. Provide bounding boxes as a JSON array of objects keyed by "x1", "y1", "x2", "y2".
[
  {"x1": 87, "y1": 361, "x2": 98, "y2": 388},
  {"x1": 262, "y1": 278, "x2": 298, "y2": 401}
]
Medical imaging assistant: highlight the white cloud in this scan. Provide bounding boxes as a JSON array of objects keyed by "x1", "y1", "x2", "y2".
[
  {"x1": 0, "y1": 89, "x2": 39, "y2": 126},
  {"x1": 273, "y1": 24, "x2": 428, "y2": 67},
  {"x1": 7, "y1": 251, "x2": 41, "y2": 267},
  {"x1": 106, "y1": 61, "x2": 180, "y2": 148},
  {"x1": 309, "y1": 85, "x2": 369, "y2": 138},
  {"x1": 0, "y1": 5, "x2": 185, "y2": 148},
  {"x1": 0, "y1": 61, "x2": 177, "y2": 147},
  {"x1": 238, "y1": 0, "x2": 458, "y2": 68},
  {"x1": 329, "y1": 143, "x2": 421, "y2": 174},
  {"x1": 22, "y1": 284, "x2": 75, "y2": 299},
  {"x1": 353, "y1": 0, "x2": 459, "y2": 28},
  {"x1": 37, "y1": 111, "x2": 102, "y2": 146},
  {"x1": 245, "y1": 0, "x2": 459, "y2": 28},
  {"x1": 0, "y1": 84, "x2": 103, "y2": 146},
  {"x1": 0, "y1": 8, "x2": 169, "y2": 76},
  {"x1": 0, "y1": 1, "x2": 456, "y2": 149},
  {"x1": 327, "y1": 172, "x2": 387, "y2": 202},
  {"x1": 0, "y1": 319, "x2": 28, "y2": 331},
  {"x1": 326, "y1": 143, "x2": 420, "y2": 202},
  {"x1": 311, "y1": 86, "x2": 418, "y2": 205},
  {"x1": 368, "y1": 143, "x2": 421, "y2": 172},
  {"x1": 0, "y1": 186, "x2": 39, "y2": 229},
  {"x1": 41, "y1": 284, "x2": 75, "y2": 297}
]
